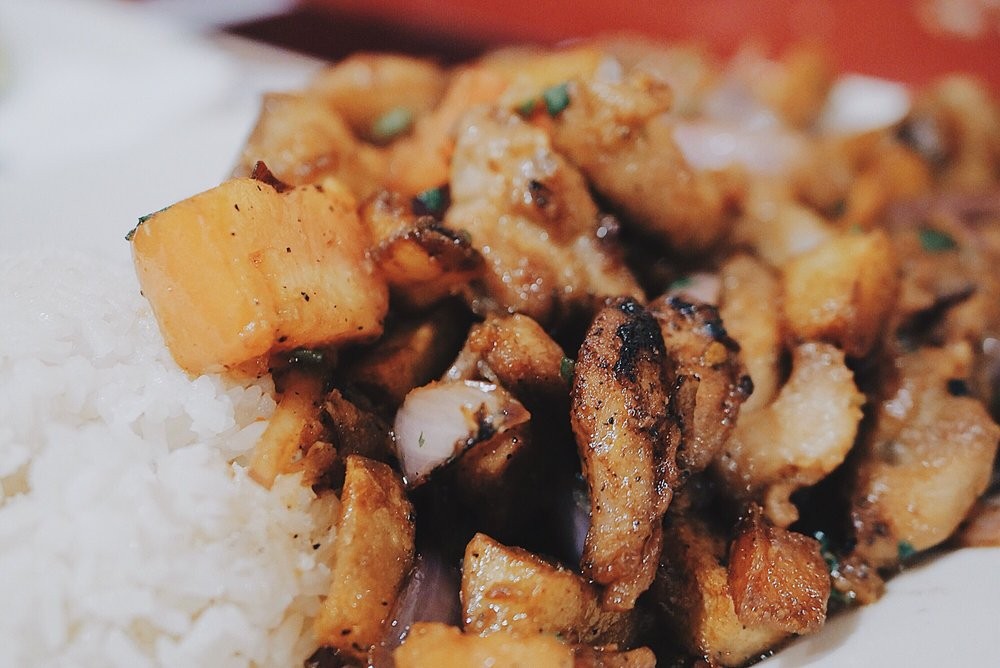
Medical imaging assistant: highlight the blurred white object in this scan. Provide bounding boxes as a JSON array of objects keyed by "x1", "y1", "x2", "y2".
[
  {"x1": 818, "y1": 74, "x2": 912, "y2": 135},
  {"x1": 0, "y1": 0, "x2": 238, "y2": 175}
]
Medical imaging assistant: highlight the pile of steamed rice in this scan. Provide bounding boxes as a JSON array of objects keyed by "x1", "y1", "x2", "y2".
[{"x1": 0, "y1": 248, "x2": 337, "y2": 667}]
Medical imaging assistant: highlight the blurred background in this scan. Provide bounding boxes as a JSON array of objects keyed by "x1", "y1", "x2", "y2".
[
  {"x1": 222, "y1": 0, "x2": 998, "y2": 89},
  {"x1": 0, "y1": 0, "x2": 997, "y2": 251}
]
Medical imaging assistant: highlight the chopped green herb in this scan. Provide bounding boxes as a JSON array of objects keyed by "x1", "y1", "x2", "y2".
[
  {"x1": 919, "y1": 227, "x2": 957, "y2": 252},
  {"x1": 418, "y1": 432, "x2": 426, "y2": 448},
  {"x1": 669, "y1": 275, "x2": 693, "y2": 291},
  {"x1": 542, "y1": 82, "x2": 570, "y2": 116},
  {"x1": 897, "y1": 540, "x2": 917, "y2": 561},
  {"x1": 813, "y1": 530, "x2": 840, "y2": 574},
  {"x1": 560, "y1": 356, "x2": 576, "y2": 385},
  {"x1": 413, "y1": 185, "x2": 449, "y2": 216},
  {"x1": 515, "y1": 97, "x2": 538, "y2": 117},
  {"x1": 127, "y1": 206, "x2": 170, "y2": 241},
  {"x1": 829, "y1": 587, "x2": 856, "y2": 608},
  {"x1": 371, "y1": 106, "x2": 413, "y2": 144}
]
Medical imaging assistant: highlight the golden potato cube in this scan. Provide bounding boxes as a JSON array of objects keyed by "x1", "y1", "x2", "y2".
[
  {"x1": 314, "y1": 455, "x2": 415, "y2": 660},
  {"x1": 654, "y1": 513, "x2": 787, "y2": 667},
  {"x1": 462, "y1": 533, "x2": 635, "y2": 645},
  {"x1": 130, "y1": 177, "x2": 388, "y2": 374},
  {"x1": 781, "y1": 229, "x2": 898, "y2": 357},
  {"x1": 394, "y1": 623, "x2": 574, "y2": 668},
  {"x1": 727, "y1": 506, "x2": 829, "y2": 634},
  {"x1": 249, "y1": 369, "x2": 325, "y2": 488}
]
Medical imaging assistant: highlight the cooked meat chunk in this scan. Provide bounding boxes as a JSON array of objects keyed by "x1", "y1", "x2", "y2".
[
  {"x1": 570, "y1": 298, "x2": 681, "y2": 610},
  {"x1": 444, "y1": 313, "x2": 569, "y2": 410},
  {"x1": 653, "y1": 506, "x2": 788, "y2": 667},
  {"x1": 235, "y1": 93, "x2": 386, "y2": 197},
  {"x1": 362, "y1": 190, "x2": 486, "y2": 310},
  {"x1": 850, "y1": 343, "x2": 1000, "y2": 567},
  {"x1": 446, "y1": 106, "x2": 642, "y2": 325},
  {"x1": 781, "y1": 229, "x2": 899, "y2": 358},
  {"x1": 308, "y1": 53, "x2": 447, "y2": 143},
  {"x1": 715, "y1": 343, "x2": 864, "y2": 527},
  {"x1": 340, "y1": 302, "x2": 472, "y2": 413},
  {"x1": 461, "y1": 533, "x2": 636, "y2": 645},
  {"x1": 387, "y1": 66, "x2": 510, "y2": 196},
  {"x1": 717, "y1": 254, "x2": 782, "y2": 411},
  {"x1": 648, "y1": 294, "x2": 751, "y2": 475},
  {"x1": 550, "y1": 66, "x2": 738, "y2": 252},
  {"x1": 727, "y1": 505, "x2": 830, "y2": 634}
]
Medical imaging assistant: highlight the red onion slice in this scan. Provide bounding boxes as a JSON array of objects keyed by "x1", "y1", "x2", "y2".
[{"x1": 393, "y1": 380, "x2": 530, "y2": 487}]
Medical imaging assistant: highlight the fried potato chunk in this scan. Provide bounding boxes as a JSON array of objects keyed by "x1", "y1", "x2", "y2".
[
  {"x1": 550, "y1": 67, "x2": 737, "y2": 253},
  {"x1": 715, "y1": 343, "x2": 864, "y2": 527},
  {"x1": 462, "y1": 533, "x2": 636, "y2": 645},
  {"x1": 362, "y1": 191, "x2": 486, "y2": 310},
  {"x1": 654, "y1": 509, "x2": 787, "y2": 667},
  {"x1": 734, "y1": 182, "x2": 836, "y2": 268},
  {"x1": 131, "y1": 176, "x2": 388, "y2": 374},
  {"x1": 387, "y1": 66, "x2": 510, "y2": 196},
  {"x1": 446, "y1": 106, "x2": 642, "y2": 324},
  {"x1": 314, "y1": 455, "x2": 415, "y2": 660},
  {"x1": 479, "y1": 45, "x2": 603, "y2": 111},
  {"x1": 234, "y1": 93, "x2": 386, "y2": 197},
  {"x1": 340, "y1": 302, "x2": 471, "y2": 412},
  {"x1": 571, "y1": 298, "x2": 681, "y2": 610},
  {"x1": 445, "y1": 313, "x2": 569, "y2": 409},
  {"x1": 249, "y1": 368, "x2": 325, "y2": 488},
  {"x1": 648, "y1": 295, "x2": 751, "y2": 475},
  {"x1": 727, "y1": 505, "x2": 829, "y2": 634},
  {"x1": 781, "y1": 229, "x2": 899, "y2": 358},
  {"x1": 718, "y1": 255, "x2": 782, "y2": 411},
  {"x1": 572, "y1": 646, "x2": 656, "y2": 668},
  {"x1": 394, "y1": 622, "x2": 652, "y2": 668},
  {"x1": 394, "y1": 623, "x2": 574, "y2": 668},
  {"x1": 308, "y1": 53, "x2": 447, "y2": 143},
  {"x1": 850, "y1": 344, "x2": 1000, "y2": 567}
]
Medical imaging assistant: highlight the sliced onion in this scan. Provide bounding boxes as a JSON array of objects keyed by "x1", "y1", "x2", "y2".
[
  {"x1": 818, "y1": 74, "x2": 911, "y2": 135},
  {"x1": 369, "y1": 549, "x2": 463, "y2": 667},
  {"x1": 672, "y1": 120, "x2": 807, "y2": 176},
  {"x1": 393, "y1": 380, "x2": 530, "y2": 487},
  {"x1": 668, "y1": 271, "x2": 722, "y2": 305}
]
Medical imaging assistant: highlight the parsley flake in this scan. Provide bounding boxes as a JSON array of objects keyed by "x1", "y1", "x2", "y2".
[
  {"x1": 560, "y1": 356, "x2": 576, "y2": 385},
  {"x1": 669, "y1": 275, "x2": 693, "y2": 291},
  {"x1": 919, "y1": 227, "x2": 957, "y2": 252},
  {"x1": 515, "y1": 97, "x2": 538, "y2": 117},
  {"x1": 412, "y1": 185, "x2": 449, "y2": 217},
  {"x1": 371, "y1": 107, "x2": 413, "y2": 144},
  {"x1": 542, "y1": 83, "x2": 570, "y2": 116}
]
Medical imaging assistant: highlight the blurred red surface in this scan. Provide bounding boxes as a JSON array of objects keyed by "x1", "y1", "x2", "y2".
[{"x1": 303, "y1": 0, "x2": 1000, "y2": 89}]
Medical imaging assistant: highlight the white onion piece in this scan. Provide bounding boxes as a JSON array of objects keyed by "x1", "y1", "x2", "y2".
[
  {"x1": 668, "y1": 271, "x2": 722, "y2": 305},
  {"x1": 818, "y1": 74, "x2": 911, "y2": 135},
  {"x1": 672, "y1": 120, "x2": 807, "y2": 176},
  {"x1": 393, "y1": 380, "x2": 530, "y2": 486}
]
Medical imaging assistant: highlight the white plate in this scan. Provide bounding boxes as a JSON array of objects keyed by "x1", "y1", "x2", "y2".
[{"x1": 1, "y1": 1, "x2": 998, "y2": 666}]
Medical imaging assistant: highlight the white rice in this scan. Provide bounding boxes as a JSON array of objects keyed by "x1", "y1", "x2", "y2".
[{"x1": 0, "y1": 248, "x2": 335, "y2": 667}]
